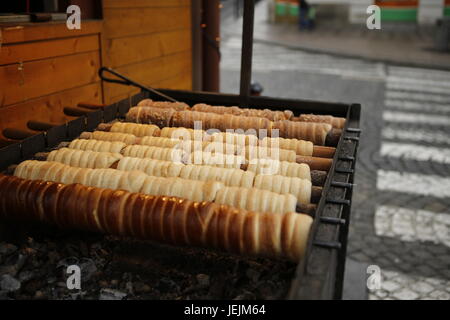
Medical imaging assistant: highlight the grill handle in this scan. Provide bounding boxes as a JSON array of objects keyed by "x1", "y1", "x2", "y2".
[
  {"x1": 2, "y1": 128, "x2": 34, "y2": 140},
  {"x1": 27, "y1": 121, "x2": 55, "y2": 131},
  {"x1": 98, "y1": 67, "x2": 177, "y2": 103}
]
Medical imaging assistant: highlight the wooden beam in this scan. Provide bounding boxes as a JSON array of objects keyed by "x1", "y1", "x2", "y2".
[
  {"x1": 103, "y1": 7, "x2": 191, "y2": 39},
  {"x1": 0, "y1": 51, "x2": 101, "y2": 107},
  {"x1": 0, "y1": 34, "x2": 99, "y2": 66},
  {"x1": 0, "y1": 20, "x2": 102, "y2": 45}
]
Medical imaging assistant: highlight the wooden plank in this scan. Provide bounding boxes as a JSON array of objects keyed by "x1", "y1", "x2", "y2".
[
  {"x1": 0, "y1": 82, "x2": 102, "y2": 134},
  {"x1": 0, "y1": 20, "x2": 102, "y2": 45},
  {"x1": 107, "y1": 29, "x2": 191, "y2": 67},
  {"x1": 103, "y1": 0, "x2": 190, "y2": 8},
  {"x1": 0, "y1": 51, "x2": 100, "y2": 107},
  {"x1": 0, "y1": 34, "x2": 99, "y2": 66},
  {"x1": 103, "y1": 50, "x2": 191, "y2": 100},
  {"x1": 154, "y1": 69, "x2": 193, "y2": 91},
  {"x1": 107, "y1": 70, "x2": 192, "y2": 105},
  {"x1": 103, "y1": 7, "x2": 191, "y2": 39},
  {"x1": 107, "y1": 88, "x2": 141, "y2": 106}
]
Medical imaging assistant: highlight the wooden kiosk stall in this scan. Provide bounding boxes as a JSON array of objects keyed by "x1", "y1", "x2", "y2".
[{"x1": 0, "y1": 0, "x2": 195, "y2": 147}]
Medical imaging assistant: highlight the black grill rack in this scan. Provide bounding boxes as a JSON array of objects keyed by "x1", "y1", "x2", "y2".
[
  {"x1": 0, "y1": 0, "x2": 361, "y2": 299},
  {"x1": 0, "y1": 90, "x2": 360, "y2": 299}
]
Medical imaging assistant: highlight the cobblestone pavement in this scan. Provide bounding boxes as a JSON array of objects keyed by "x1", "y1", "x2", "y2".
[{"x1": 220, "y1": 36, "x2": 450, "y2": 300}]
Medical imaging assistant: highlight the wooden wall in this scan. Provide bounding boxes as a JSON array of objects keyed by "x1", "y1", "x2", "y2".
[
  {"x1": 0, "y1": 21, "x2": 103, "y2": 142},
  {"x1": 0, "y1": 2, "x2": 194, "y2": 145},
  {"x1": 102, "y1": 0, "x2": 193, "y2": 104}
]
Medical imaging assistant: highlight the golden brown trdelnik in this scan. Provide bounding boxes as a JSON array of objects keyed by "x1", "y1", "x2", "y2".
[
  {"x1": 272, "y1": 120, "x2": 332, "y2": 146},
  {"x1": 191, "y1": 103, "x2": 294, "y2": 121},
  {"x1": 296, "y1": 114, "x2": 346, "y2": 129},
  {"x1": 171, "y1": 111, "x2": 272, "y2": 133},
  {"x1": 47, "y1": 148, "x2": 123, "y2": 169},
  {"x1": 14, "y1": 161, "x2": 305, "y2": 213},
  {"x1": 137, "y1": 99, "x2": 190, "y2": 111},
  {"x1": 0, "y1": 174, "x2": 313, "y2": 262},
  {"x1": 261, "y1": 136, "x2": 314, "y2": 157},
  {"x1": 80, "y1": 131, "x2": 138, "y2": 145},
  {"x1": 110, "y1": 122, "x2": 161, "y2": 137},
  {"x1": 125, "y1": 107, "x2": 335, "y2": 146},
  {"x1": 69, "y1": 139, "x2": 127, "y2": 154},
  {"x1": 14, "y1": 161, "x2": 223, "y2": 203},
  {"x1": 126, "y1": 106, "x2": 176, "y2": 127}
]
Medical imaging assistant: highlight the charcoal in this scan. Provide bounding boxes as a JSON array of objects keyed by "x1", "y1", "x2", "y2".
[
  {"x1": 0, "y1": 243, "x2": 17, "y2": 256},
  {"x1": 99, "y1": 288, "x2": 127, "y2": 300},
  {"x1": 196, "y1": 274, "x2": 210, "y2": 288},
  {"x1": 0, "y1": 274, "x2": 21, "y2": 292},
  {"x1": 0, "y1": 237, "x2": 295, "y2": 300},
  {"x1": 18, "y1": 270, "x2": 36, "y2": 282},
  {"x1": 79, "y1": 258, "x2": 97, "y2": 282}
]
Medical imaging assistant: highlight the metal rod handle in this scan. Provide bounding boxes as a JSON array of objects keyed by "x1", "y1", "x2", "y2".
[
  {"x1": 98, "y1": 67, "x2": 177, "y2": 103},
  {"x1": 320, "y1": 216, "x2": 346, "y2": 225}
]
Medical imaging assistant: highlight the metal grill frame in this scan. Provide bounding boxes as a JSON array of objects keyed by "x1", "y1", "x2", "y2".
[{"x1": 0, "y1": 89, "x2": 360, "y2": 300}]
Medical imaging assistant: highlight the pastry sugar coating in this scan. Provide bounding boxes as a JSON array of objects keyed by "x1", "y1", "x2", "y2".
[
  {"x1": 69, "y1": 139, "x2": 127, "y2": 154},
  {"x1": 159, "y1": 127, "x2": 209, "y2": 141},
  {"x1": 80, "y1": 131, "x2": 138, "y2": 145},
  {"x1": 171, "y1": 111, "x2": 272, "y2": 133},
  {"x1": 246, "y1": 161, "x2": 311, "y2": 181},
  {"x1": 13, "y1": 161, "x2": 302, "y2": 214},
  {"x1": 140, "y1": 136, "x2": 207, "y2": 152},
  {"x1": 126, "y1": 106, "x2": 176, "y2": 127},
  {"x1": 47, "y1": 148, "x2": 123, "y2": 169},
  {"x1": 192, "y1": 103, "x2": 293, "y2": 121},
  {"x1": 261, "y1": 137, "x2": 314, "y2": 157},
  {"x1": 13, "y1": 161, "x2": 222, "y2": 202},
  {"x1": 122, "y1": 145, "x2": 187, "y2": 163},
  {"x1": 117, "y1": 157, "x2": 256, "y2": 189},
  {"x1": 215, "y1": 186, "x2": 297, "y2": 214},
  {"x1": 110, "y1": 122, "x2": 161, "y2": 137},
  {"x1": 254, "y1": 174, "x2": 312, "y2": 204},
  {"x1": 137, "y1": 99, "x2": 190, "y2": 111}
]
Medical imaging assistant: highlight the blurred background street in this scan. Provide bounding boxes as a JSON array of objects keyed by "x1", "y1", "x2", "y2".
[{"x1": 220, "y1": 0, "x2": 450, "y2": 300}]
